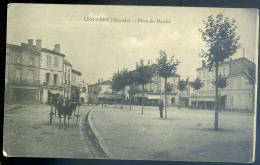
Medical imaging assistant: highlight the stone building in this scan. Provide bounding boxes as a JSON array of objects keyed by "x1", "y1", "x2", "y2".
[
  {"x1": 88, "y1": 79, "x2": 120, "y2": 105},
  {"x1": 71, "y1": 69, "x2": 81, "y2": 102},
  {"x1": 191, "y1": 57, "x2": 256, "y2": 111},
  {"x1": 131, "y1": 72, "x2": 181, "y2": 106},
  {"x1": 80, "y1": 77, "x2": 88, "y2": 104},
  {"x1": 37, "y1": 40, "x2": 65, "y2": 103},
  {"x1": 63, "y1": 60, "x2": 72, "y2": 99},
  {"x1": 5, "y1": 41, "x2": 41, "y2": 104}
]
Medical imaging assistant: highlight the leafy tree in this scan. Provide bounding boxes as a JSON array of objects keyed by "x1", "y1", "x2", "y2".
[
  {"x1": 136, "y1": 59, "x2": 156, "y2": 114},
  {"x1": 190, "y1": 77, "x2": 204, "y2": 109},
  {"x1": 212, "y1": 74, "x2": 228, "y2": 89},
  {"x1": 199, "y1": 13, "x2": 240, "y2": 130},
  {"x1": 212, "y1": 74, "x2": 228, "y2": 112},
  {"x1": 166, "y1": 83, "x2": 174, "y2": 93},
  {"x1": 128, "y1": 70, "x2": 140, "y2": 110},
  {"x1": 157, "y1": 50, "x2": 179, "y2": 118},
  {"x1": 119, "y1": 68, "x2": 129, "y2": 109},
  {"x1": 177, "y1": 79, "x2": 188, "y2": 109},
  {"x1": 111, "y1": 70, "x2": 122, "y2": 107},
  {"x1": 245, "y1": 67, "x2": 256, "y2": 112}
]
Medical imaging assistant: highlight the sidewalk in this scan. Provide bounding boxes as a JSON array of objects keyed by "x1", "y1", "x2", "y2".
[{"x1": 90, "y1": 105, "x2": 255, "y2": 162}]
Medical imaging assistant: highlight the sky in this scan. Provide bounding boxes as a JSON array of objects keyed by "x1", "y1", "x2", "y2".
[{"x1": 6, "y1": 4, "x2": 258, "y2": 84}]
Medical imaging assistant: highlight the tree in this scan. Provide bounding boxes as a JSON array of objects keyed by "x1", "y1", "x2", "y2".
[
  {"x1": 128, "y1": 70, "x2": 140, "y2": 110},
  {"x1": 245, "y1": 67, "x2": 256, "y2": 113},
  {"x1": 190, "y1": 77, "x2": 204, "y2": 109},
  {"x1": 199, "y1": 13, "x2": 240, "y2": 130},
  {"x1": 136, "y1": 59, "x2": 155, "y2": 114},
  {"x1": 157, "y1": 50, "x2": 179, "y2": 118},
  {"x1": 212, "y1": 74, "x2": 228, "y2": 111},
  {"x1": 177, "y1": 79, "x2": 188, "y2": 109},
  {"x1": 111, "y1": 70, "x2": 122, "y2": 108},
  {"x1": 119, "y1": 68, "x2": 129, "y2": 109}
]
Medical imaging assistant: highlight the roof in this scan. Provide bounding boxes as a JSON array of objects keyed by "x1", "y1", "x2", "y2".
[
  {"x1": 98, "y1": 80, "x2": 112, "y2": 85},
  {"x1": 196, "y1": 57, "x2": 255, "y2": 71},
  {"x1": 72, "y1": 69, "x2": 82, "y2": 76},
  {"x1": 64, "y1": 60, "x2": 72, "y2": 66},
  {"x1": 41, "y1": 48, "x2": 65, "y2": 57},
  {"x1": 7, "y1": 43, "x2": 41, "y2": 55}
]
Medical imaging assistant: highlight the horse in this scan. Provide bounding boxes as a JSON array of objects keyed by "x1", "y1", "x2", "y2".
[{"x1": 54, "y1": 97, "x2": 78, "y2": 129}]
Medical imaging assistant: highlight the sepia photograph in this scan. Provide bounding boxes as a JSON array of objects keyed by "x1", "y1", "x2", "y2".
[{"x1": 3, "y1": 4, "x2": 258, "y2": 163}]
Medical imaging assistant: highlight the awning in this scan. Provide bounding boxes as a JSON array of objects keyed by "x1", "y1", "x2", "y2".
[
  {"x1": 147, "y1": 95, "x2": 161, "y2": 100},
  {"x1": 48, "y1": 89, "x2": 62, "y2": 95}
]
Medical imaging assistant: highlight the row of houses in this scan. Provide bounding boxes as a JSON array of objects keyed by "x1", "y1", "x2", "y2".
[
  {"x1": 5, "y1": 39, "x2": 88, "y2": 104},
  {"x1": 88, "y1": 57, "x2": 255, "y2": 111}
]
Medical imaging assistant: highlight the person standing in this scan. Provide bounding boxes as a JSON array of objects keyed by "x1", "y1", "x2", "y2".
[{"x1": 159, "y1": 101, "x2": 164, "y2": 118}]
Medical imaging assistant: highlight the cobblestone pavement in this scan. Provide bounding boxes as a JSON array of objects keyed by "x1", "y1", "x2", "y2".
[
  {"x1": 90, "y1": 105, "x2": 255, "y2": 162},
  {"x1": 3, "y1": 104, "x2": 106, "y2": 159}
]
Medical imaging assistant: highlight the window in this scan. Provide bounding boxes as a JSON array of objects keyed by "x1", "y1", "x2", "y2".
[
  {"x1": 29, "y1": 57, "x2": 34, "y2": 66},
  {"x1": 223, "y1": 68, "x2": 226, "y2": 76},
  {"x1": 16, "y1": 69, "x2": 21, "y2": 83},
  {"x1": 237, "y1": 79, "x2": 241, "y2": 89},
  {"x1": 54, "y1": 57, "x2": 59, "y2": 67},
  {"x1": 54, "y1": 74, "x2": 57, "y2": 86},
  {"x1": 212, "y1": 70, "x2": 215, "y2": 77},
  {"x1": 230, "y1": 95, "x2": 233, "y2": 107},
  {"x1": 237, "y1": 95, "x2": 241, "y2": 107},
  {"x1": 46, "y1": 56, "x2": 52, "y2": 67},
  {"x1": 230, "y1": 79, "x2": 233, "y2": 89},
  {"x1": 28, "y1": 70, "x2": 34, "y2": 83},
  {"x1": 207, "y1": 82, "x2": 210, "y2": 90},
  {"x1": 46, "y1": 73, "x2": 50, "y2": 83},
  {"x1": 17, "y1": 55, "x2": 22, "y2": 64},
  {"x1": 99, "y1": 87, "x2": 102, "y2": 92}
]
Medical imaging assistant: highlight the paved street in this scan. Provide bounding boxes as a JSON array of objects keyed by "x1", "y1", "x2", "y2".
[
  {"x1": 90, "y1": 105, "x2": 255, "y2": 162},
  {"x1": 3, "y1": 104, "x2": 255, "y2": 162}
]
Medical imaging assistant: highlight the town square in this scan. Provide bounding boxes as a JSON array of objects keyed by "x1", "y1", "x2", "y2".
[{"x1": 3, "y1": 4, "x2": 258, "y2": 163}]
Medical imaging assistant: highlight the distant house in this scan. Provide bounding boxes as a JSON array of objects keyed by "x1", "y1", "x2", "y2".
[
  {"x1": 5, "y1": 41, "x2": 41, "y2": 104},
  {"x1": 191, "y1": 58, "x2": 256, "y2": 111},
  {"x1": 88, "y1": 79, "x2": 119, "y2": 104},
  {"x1": 131, "y1": 71, "x2": 181, "y2": 106}
]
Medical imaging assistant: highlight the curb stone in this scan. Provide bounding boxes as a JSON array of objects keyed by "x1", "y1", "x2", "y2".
[{"x1": 88, "y1": 109, "x2": 115, "y2": 159}]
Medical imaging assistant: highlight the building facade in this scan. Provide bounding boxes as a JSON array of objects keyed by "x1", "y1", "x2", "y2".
[
  {"x1": 71, "y1": 69, "x2": 81, "y2": 102},
  {"x1": 191, "y1": 58, "x2": 256, "y2": 111},
  {"x1": 5, "y1": 42, "x2": 41, "y2": 104},
  {"x1": 88, "y1": 79, "x2": 118, "y2": 104},
  {"x1": 63, "y1": 60, "x2": 72, "y2": 99},
  {"x1": 131, "y1": 72, "x2": 181, "y2": 106},
  {"x1": 37, "y1": 40, "x2": 65, "y2": 103}
]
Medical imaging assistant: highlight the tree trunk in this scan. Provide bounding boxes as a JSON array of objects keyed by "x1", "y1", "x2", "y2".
[
  {"x1": 196, "y1": 91, "x2": 198, "y2": 109},
  {"x1": 121, "y1": 87, "x2": 124, "y2": 109},
  {"x1": 142, "y1": 84, "x2": 144, "y2": 114},
  {"x1": 215, "y1": 62, "x2": 219, "y2": 130},
  {"x1": 179, "y1": 92, "x2": 182, "y2": 109},
  {"x1": 164, "y1": 77, "x2": 167, "y2": 119},
  {"x1": 129, "y1": 85, "x2": 132, "y2": 111},
  {"x1": 115, "y1": 92, "x2": 117, "y2": 108}
]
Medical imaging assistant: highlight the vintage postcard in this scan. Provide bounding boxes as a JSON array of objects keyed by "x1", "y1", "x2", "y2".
[{"x1": 4, "y1": 4, "x2": 258, "y2": 163}]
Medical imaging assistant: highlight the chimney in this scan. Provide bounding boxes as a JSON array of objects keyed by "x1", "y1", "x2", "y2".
[
  {"x1": 101, "y1": 79, "x2": 103, "y2": 82},
  {"x1": 98, "y1": 79, "x2": 100, "y2": 84},
  {"x1": 53, "y1": 44, "x2": 60, "y2": 53},
  {"x1": 202, "y1": 60, "x2": 206, "y2": 67},
  {"x1": 28, "y1": 39, "x2": 33, "y2": 46},
  {"x1": 36, "y1": 39, "x2": 42, "y2": 49}
]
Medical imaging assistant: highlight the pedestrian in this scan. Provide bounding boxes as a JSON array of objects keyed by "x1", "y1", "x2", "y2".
[{"x1": 159, "y1": 100, "x2": 164, "y2": 118}]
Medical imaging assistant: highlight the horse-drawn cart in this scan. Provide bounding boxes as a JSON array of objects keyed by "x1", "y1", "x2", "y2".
[{"x1": 49, "y1": 95, "x2": 81, "y2": 129}]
